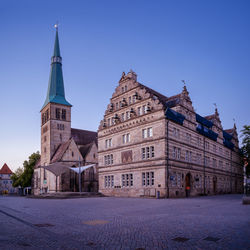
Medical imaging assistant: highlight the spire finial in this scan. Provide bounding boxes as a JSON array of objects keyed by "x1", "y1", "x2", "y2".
[
  {"x1": 54, "y1": 21, "x2": 59, "y2": 32},
  {"x1": 213, "y1": 103, "x2": 218, "y2": 115},
  {"x1": 233, "y1": 118, "x2": 237, "y2": 129},
  {"x1": 181, "y1": 80, "x2": 188, "y2": 93}
]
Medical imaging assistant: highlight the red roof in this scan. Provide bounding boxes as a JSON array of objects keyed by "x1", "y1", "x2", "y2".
[{"x1": 0, "y1": 163, "x2": 13, "y2": 174}]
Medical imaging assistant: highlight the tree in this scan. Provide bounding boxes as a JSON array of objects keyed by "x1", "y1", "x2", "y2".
[
  {"x1": 11, "y1": 151, "x2": 40, "y2": 188},
  {"x1": 241, "y1": 125, "x2": 250, "y2": 177}
]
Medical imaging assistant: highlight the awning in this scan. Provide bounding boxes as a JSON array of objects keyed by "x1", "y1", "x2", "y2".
[
  {"x1": 38, "y1": 162, "x2": 75, "y2": 176},
  {"x1": 70, "y1": 164, "x2": 95, "y2": 174}
]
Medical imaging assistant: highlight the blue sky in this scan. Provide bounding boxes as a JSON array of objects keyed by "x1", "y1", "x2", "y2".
[{"x1": 0, "y1": 0, "x2": 249, "y2": 171}]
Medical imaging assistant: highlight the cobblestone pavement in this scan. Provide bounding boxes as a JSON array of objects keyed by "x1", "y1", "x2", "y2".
[{"x1": 0, "y1": 194, "x2": 249, "y2": 249}]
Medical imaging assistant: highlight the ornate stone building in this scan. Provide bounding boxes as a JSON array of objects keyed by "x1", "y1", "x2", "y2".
[
  {"x1": 98, "y1": 71, "x2": 243, "y2": 198},
  {"x1": 33, "y1": 29, "x2": 98, "y2": 195}
]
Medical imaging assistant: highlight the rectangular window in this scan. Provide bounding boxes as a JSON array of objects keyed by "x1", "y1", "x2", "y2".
[
  {"x1": 105, "y1": 139, "x2": 112, "y2": 148},
  {"x1": 213, "y1": 158, "x2": 217, "y2": 168},
  {"x1": 121, "y1": 113, "x2": 125, "y2": 121},
  {"x1": 107, "y1": 118, "x2": 111, "y2": 126},
  {"x1": 173, "y1": 128, "x2": 180, "y2": 138},
  {"x1": 122, "y1": 133, "x2": 130, "y2": 144},
  {"x1": 129, "y1": 96, "x2": 132, "y2": 105},
  {"x1": 142, "y1": 127, "x2": 153, "y2": 138},
  {"x1": 177, "y1": 148, "x2": 181, "y2": 159},
  {"x1": 173, "y1": 146, "x2": 176, "y2": 159},
  {"x1": 122, "y1": 174, "x2": 133, "y2": 187},
  {"x1": 185, "y1": 151, "x2": 192, "y2": 162},
  {"x1": 132, "y1": 95, "x2": 136, "y2": 103},
  {"x1": 205, "y1": 141, "x2": 209, "y2": 150},
  {"x1": 143, "y1": 105, "x2": 147, "y2": 114},
  {"x1": 126, "y1": 111, "x2": 130, "y2": 120},
  {"x1": 186, "y1": 133, "x2": 191, "y2": 143},
  {"x1": 138, "y1": 107, "x2": 141, "y2": 116},
  {"x1": 142, "y1": 148, "x2": 146, "y2": 159},
  {"x1": 104, "y1": 175, "x2": 114, "y2": 188},
  {"x1": 56, "y1": 108, "x2": 60, "y2": 120},
  {"x1": 148, "y1": 127, "x2": 153, "y2": 137},
  {"x1": 213, "y1": 145, "x2": 216, "y2": 153},
  {"x1": 61, "y1": 109, "x2": 66, "y2": 120},
  {"x1": 142, "y1": 172, "x2": 154, "y2": 186},
  {"x1": 104, "y1": 154, "x2": 113, "y2": 165},
  {"x1": 173, "y1": 147, "x2": 181, "y2": 160},
  {"x1": 197, "y1": 137, "x2": 202, "y2": 147},
  {"x1": 141, "y1": 146, "x2": 155, "y2": 159},
  {"x1": 205, "y1": 156, "x2": 210, "y2": 167}
]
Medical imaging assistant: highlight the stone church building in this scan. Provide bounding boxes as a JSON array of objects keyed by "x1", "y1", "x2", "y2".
[
  {"x1": 98, "y1": 71, "x2": 243, "y2": 198},
  {"x1": 33, "y1": 29, "x2": 98, "y2": 195}
]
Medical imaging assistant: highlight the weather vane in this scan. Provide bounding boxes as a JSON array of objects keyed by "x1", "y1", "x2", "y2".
[
  {"x1": 213, "y1": 103, "x2": 217, "y2": 109},
  {"x1": 181, "y1": 80, "x2": 186, "y2": 86}
]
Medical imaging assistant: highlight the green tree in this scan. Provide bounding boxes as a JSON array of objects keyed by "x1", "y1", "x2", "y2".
[
  {"x1": 241, "y1": 125, "x2": 250, "y2": 177},
  {"x1": 11, "y1": 151, "x2": 40, "y2": 188}
]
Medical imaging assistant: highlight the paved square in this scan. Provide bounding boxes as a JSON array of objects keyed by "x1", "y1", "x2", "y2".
[{"x1": 0, "y1": 194, "x2": 249, "y2": 249}]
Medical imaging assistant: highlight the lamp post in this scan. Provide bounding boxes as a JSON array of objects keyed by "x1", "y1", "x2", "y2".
[{"x1": 78, "y1": 157, "x2": 82, "y2": 193}]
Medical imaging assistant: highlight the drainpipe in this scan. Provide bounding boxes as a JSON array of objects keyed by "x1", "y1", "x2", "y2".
[
  {"x1": 230, "y1": 150, "x2": 232, "y2": 193},
  {"x1": 203, "y1": 138, "x2": 206, "y2": 195},
  {"x1": 166, "y1": 120, "x2": 169, "y2": 198}
]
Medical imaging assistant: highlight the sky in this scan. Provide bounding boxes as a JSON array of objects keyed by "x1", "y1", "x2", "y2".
[{"x1": 0, "y1": 0, "x2": 249, "y2": 171}]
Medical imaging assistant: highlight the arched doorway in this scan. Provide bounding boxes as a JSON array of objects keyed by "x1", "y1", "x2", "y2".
[
  {"x1": 213, "y1": 176, "x2": 217, "y2": 194},
  {"x1": 185, "y1": 173, "x2": 191, "y2": 197}
]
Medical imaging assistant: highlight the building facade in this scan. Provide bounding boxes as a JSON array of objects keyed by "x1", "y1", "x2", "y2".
[
  {"x1": 33, "y1": 29, "x2": 98, "y2": 195},
  {"x1": 0, "y1": 163, "x2": 17, "y2": 194},
  {"x1": 98, "y1": 71, "x2": 243, "y2": 198}
]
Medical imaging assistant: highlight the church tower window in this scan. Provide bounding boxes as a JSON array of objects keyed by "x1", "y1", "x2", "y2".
[
  {"x1": 56, "y1": 108, "x2": 61, "y2": 119},
  {"x1": 62, "y1": 109, "x2": 66, "y2": 120}
]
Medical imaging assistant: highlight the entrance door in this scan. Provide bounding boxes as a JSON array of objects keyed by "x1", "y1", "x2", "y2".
[{"x1": 185, "y1": 173, "x2": 191, "y2": 197}]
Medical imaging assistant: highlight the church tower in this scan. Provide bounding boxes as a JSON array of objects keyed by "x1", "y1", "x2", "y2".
[{"x1": 40, "y1": 27, "x2": 72, "y2": 166}]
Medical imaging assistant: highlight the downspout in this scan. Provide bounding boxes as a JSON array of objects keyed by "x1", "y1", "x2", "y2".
[
  {"x1": 230, "y1": 150, "x2": 232, "y2": 193},
  {"x1": 203, "y1": 138, "x2": 206, "y2": 195},
  {"x1": 166, "y1": 120, "x2": 169, "y2": 198}
]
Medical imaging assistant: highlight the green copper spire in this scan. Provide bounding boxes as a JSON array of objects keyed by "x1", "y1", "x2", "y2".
[{"x1": 42, "y1": 26, "x2": 71, "y2": 109}]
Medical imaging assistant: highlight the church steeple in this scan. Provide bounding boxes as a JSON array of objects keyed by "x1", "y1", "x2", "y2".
[{"x1": 42, "y1": 27, "x2": 71, "y2": 109}]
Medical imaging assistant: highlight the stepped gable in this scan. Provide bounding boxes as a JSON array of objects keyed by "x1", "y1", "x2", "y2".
[
  {"x1": 224, "y1": 128, "x2": 234, "y2": 134},
  {"x1": 139, "y1": 83, "x2": 168, "y2": 104},
  {"x1": 0, "y1": 163, "x2": 12, "y2": 174},
  {"x1": 204, "y1": 114, "x2": 216, "y2": 121},
  {"x1": 71, "y1": 128, "x2": 97, "y2": 146},
  {"x1": 50, "y1": 139, "x2": 72, "y2": 163}
]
